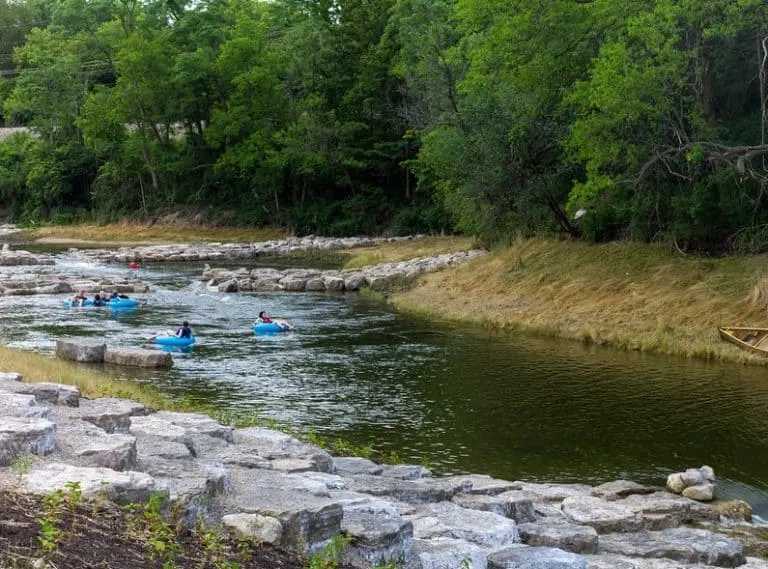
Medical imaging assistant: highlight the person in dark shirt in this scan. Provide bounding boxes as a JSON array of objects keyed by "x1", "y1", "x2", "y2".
[{"x1": 176, "y1": 321, "x2": 192, "y2": 338}]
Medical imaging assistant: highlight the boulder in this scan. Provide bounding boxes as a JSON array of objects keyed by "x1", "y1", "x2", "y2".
[
  {"x1": 682, "y1": 483, "x2": 715, "y2": 502},
  {"x1": 562, "y1": 495, "x2": 641, "y2": 534},
  {"x1": 341, "y1": 503, "x2": 414, "y2": 567},
  {"x1": 0, "y1": 417, "x2": 56, "y2": 465},
  {"x1": 234, "y1": 428, "x2": 332, "y2": 473},
  {"x1": 488, "y1": 545, "x2": 587, "y2": 569},
  {"x1": 104, "y1": 348, "x2": 173, "y2": 369},
  {"x1": 452, "y1": 492, "x2": 535, "y2": 523},
  {"x1": 55, "y1": 339, "x2": 106, "y2": 363},
  {"x1": 412, "y1": 537, "x2": 488, "y2": 569},
  {"x1": 80, "y1": 398, "x2": 150, "y2": 433},
  {"x1": 12, "y1": 382, "x2": 81, "y2": 407},
  {"x1": 406, "y1": 501, "x2": 520, "y2": 548},
  {"x1": 217, "y1": 279, "x2": 239, "y2": 293},
  {"x1": 591, "y1": 480, "x2": 656, "y2": 501},
  {"x1": 333, "y1": 456, "x2": 384, "y2": 476},
  {"x1": 24, "y1": 462, "x2": 163, "y2": 505},
  {"x1": 222, "y1": 513, "x2": 282, "y2": 544},
  {"x1": 379, "y1": 464, "x2": 432, "y2": 480},
  {"x1": 516, "y1": 482, "x2": 594, "y2": 502},
  {"x1": 73, "y1": 434, "x2": 137, "y2": 471},
  {"x1": 347, "y1": 474, "x2": 472, "y2": 505},
  {"x1": 598, "y1": 527, "x2": 745, "y2": 567},
  {"x1": 0, "y1": 393, "x2": 51, "y2": 420},
  {"x1": 518, "y1": 522, "x2": 599, "y2": 554}
]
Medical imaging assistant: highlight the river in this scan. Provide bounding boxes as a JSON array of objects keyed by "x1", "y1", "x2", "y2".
[{"x1": 3, "y1": 250, "x2": 768, "y2": 514}]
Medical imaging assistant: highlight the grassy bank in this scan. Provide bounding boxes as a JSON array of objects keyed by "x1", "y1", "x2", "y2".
[
  {"x1": 0, "y1": 346, "x2": 174, "y2": 408},
  {"x1": 26, "y1": 223, "x2": 287, "y2": 246},
  {"x1": 392, "y1": 237, "x2": 768, "y2": 364}
]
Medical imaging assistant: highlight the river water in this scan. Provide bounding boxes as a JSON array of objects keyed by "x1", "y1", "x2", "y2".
[{"x1": 3, "y1": 251, "x2": 768, "y2": 513}]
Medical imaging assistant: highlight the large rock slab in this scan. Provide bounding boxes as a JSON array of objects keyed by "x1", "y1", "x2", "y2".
[
  {"x1": 224, "y1": 467, "x2": 344, "y2": 551},
  {"x1": 347, "y1": 474, "x2": 473, "y2": 505},
  {"x1": 518, "y1": 522, "x2": 599, "y2": 554},
  {"x1": 104, "y1": 348, "x2": 173, "y2": 369},
  {"x1": 598, "y1": 527, "x2": 745, "y2": 567},
  {"x1": 56, "y1": 421, "x2": 137, "y2": 471},
  {"x1": 620, "y1": 492, "x2": 719, "y2": 529},
  {"x1": 516, "y1": 482, "x2": 594, "y2": 502},
  {"x1": 0, "y1": 393, "x2": 51, "y2": 420},
  {"x1": 234, "y1": 428, "x2": 332, "y2": 472},
  {"x1": 488, "y1": 545, "x2": 587, "y2": 569},
  {"x1": 412, "y1": 537, "x2": 488, "y2": 569},
  {"x1": 0, "y1": 417, "x2": 56, "y2": 465},
  {"x1": 407, "y1": 501, "x2": 519, "y2": 548},
  {"x1": 452, "y1": 491, "x2": 535, "y2": 523},
  {"x1": 24, "y1": 462, "x2": 163, "y2": 504},
  {"x1": 591, "y1": 480, "x2": 656, "y2": 501},
  {"x1": 9, "y1": 382, "x2": 81, "y2": 407},
  {"x1": 130, "y1": 411, "x2": 234, "y2": 452},
  {"x1": 333, "y1": 456, "x2": 384, "y2": 476},
  {"x1": 562, "y1": 495, "x2": 642, "y2": 533},
  {"x1": 80, "y1": 398, "x2": 150, "y2": 433},
  {"x1": 222, "y1": 513, "x2": 282, "y2": 544},
  {"x1": 341, "y1": 502, "x2": 414, "y2": 567},
  {"x1": 54, "y1": 339, "x2": 106, "y2": 363}
]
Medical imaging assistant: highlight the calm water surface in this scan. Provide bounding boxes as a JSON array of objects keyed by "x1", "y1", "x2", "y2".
[{"x1": 3, "y1": 253, "x2": 768, "y2": 511}]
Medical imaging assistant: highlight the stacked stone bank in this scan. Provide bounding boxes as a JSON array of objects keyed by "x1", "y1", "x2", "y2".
[
  {"x1": 202, "y1": 250, "x2": 488, "y2": 293},
  {"x1": 70, "y1": 235, "x2": 428, "y2": 263},
  {"x1": 1, "y1": 373, "x2": 767, "y2": 569}
]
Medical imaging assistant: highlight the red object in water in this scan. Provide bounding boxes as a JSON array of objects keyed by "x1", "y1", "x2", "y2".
[{"x1": 129, "y1": 262, "x2": 139, "y2": 270}]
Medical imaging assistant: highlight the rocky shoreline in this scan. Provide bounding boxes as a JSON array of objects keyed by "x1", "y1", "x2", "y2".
[
  {"x1": 0, "y1": 273, "x2": 150, "y2": 296},
  {"x1": 0, "y1": 246, "x2": 54, "y2": 266},
  {"x1": 202, "y1": 250, "x2": 487, "y2": 293},
  {"x1": 1, "y1": 374, "x2": 767, "y2": 568},
  {"x1": 69, "y1": 235, "x2": 430, "y2": 263}
]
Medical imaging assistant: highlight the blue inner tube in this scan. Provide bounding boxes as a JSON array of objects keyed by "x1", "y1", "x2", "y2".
[
  {"x1": 253, "y1": 322, "x2": 287, "y2": 334},
  {"x1": 108, "y1": 298, "x2": 139, "y2": 309},
  {"x1": 155, "y1": 335, "x2": 196, "y2": 347},
  {"x1": 63, "y1": 298, "x2": 139, "y2": 309}
]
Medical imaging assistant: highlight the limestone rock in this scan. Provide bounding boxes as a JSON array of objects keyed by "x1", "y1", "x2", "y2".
[
  {"x1": 597, "y1": 527, "x2": 745, "y2": 567},
  {"x1": 234, "y1": 428, "x2": 332, "y2": 472},
  {"x1": 562, "y1": 495, "x2": 641, "y2": 534},
  {"x1": 55, "y1": 339, "x2": 106, "y2": 363},
  {"x1": 333, "y1": 456, "x2": 384, "y2": 476},
  {"x1": 407, "y1": 501, "x2": 519, "y2": 548},
  {"x1": 412, "y1": 537, "x2": 488, "y2": 569},
  {"x1": 80, "y1": 398, "x2": 149, "y2": 433},
  {"x1": 682, "y1": 483, "x2": 715, "y2": 502},
  {"x1": 452, "y1": 492, "x2": 535, "y2": 524},
  {"x1": 519, "y1": 522, "x2": 598, "y2": 554},
  {"x1": 74, "y1": 435, "x2": 137, "y2": 471},
  {"x1": 488, "y1": 545, "x2": 587, "y2": 569},
  {"x1": 591, "y1": 480, "x2": 656, "y2": 501},
  {"x1": 379, "y1": 464, "x2": 431, "y2": 480},
  {"x1": 516, "y1": 482, "x2": 594, "y2": 502},
  {"x1": 341, "y1": 502, "x2": 414, "y2": 567},
  {"x1": 347, "y1": 474, "x2": 472, "y2": 505},
  {"x1": 24, "y1": 462, "x2": 163, "y2": 505},
  {"x1": 12, "y1": 382, "x2": 81, "y2": 407},
  {"x1": 0, "y1": 417, "x2": 56, "y2": 465},
  {"x1": 104, "y1": 348, "x2": 173, "y2": 369},
  {"x1": 222, "y1": 513, "x2": 282, "y2": 544}
]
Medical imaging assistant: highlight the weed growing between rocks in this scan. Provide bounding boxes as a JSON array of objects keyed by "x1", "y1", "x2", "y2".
[{"x1": 0, "y1": 490, "x2": 351, "y2": 569}]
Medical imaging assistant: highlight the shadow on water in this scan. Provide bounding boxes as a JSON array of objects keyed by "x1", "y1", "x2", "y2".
[{"x1": 2, "y1": 252, "x2": 768, "y2": 512}]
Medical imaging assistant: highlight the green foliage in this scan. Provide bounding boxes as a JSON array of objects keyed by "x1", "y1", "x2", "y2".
[
  {"x1": 306, "y1": 534, "x2": 351, "y2": 569},
  {"x1": 1, "y1": 0, "x2": 768, "y2": 247}
]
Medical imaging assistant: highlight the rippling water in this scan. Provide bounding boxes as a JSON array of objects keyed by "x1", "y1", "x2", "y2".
[{"x1": 4, "y1": 253, "x2": 768, "y2": 512}]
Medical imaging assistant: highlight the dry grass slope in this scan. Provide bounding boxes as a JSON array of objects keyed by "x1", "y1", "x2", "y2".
[{"x1": 393, "y1": 238, "x2": 768, "y2": 364}]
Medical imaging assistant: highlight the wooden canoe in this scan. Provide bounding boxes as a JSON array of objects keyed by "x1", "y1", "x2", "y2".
[{"x1": 718, "y1": 327, "x2": 768, "y2": 355}]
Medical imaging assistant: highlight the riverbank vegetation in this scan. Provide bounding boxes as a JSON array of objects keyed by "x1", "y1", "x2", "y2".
[
  {"x1": 0, "y1": 487, "x2": 337, "y2": 569},
  {"x1": 394, "y1": 238, "x2": 768, "y2": 363},
  {"x1": 1, "y1": 1, "x2": 768, "y2": 250}
]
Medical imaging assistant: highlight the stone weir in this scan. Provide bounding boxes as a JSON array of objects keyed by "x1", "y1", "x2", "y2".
[
  {"x1": 203, "y1": 250, "x2": 488, "y2": 293},
  {"x1": 2, "y1": 374, "x2": 768, "y2": 569},
  {"x1": 70, "y1": 235, "x2": 428, "y2": 263},
  {"x1": 0, "y1": 246, "x2": 54, "y2": 266},
  {"x1": 0, "y1": 274, "x2": 150, "y2": 296}
]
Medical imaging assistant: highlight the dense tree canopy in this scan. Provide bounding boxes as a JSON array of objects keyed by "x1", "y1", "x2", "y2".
[{"x1": 1, "y1": 0, "x2": 767, "y2": 248}]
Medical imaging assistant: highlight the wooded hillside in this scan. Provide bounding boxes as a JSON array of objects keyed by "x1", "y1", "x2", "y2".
[{"x1": 1, "y1": 0, "x2": 767, "y2": 249}]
